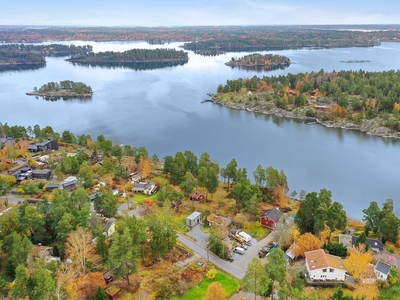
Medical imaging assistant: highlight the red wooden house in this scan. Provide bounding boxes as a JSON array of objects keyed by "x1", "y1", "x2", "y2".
[
  {"x1": 190, "y1": 191, "x2": 205, "y2": 202},
  {"x1": 260, "y1": 208, "x2": 282, "y2": 229}
]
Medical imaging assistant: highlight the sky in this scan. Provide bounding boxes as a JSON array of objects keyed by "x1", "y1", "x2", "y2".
[{"x1": 1, "y1": 0, "x2": 399, "y2": 27}]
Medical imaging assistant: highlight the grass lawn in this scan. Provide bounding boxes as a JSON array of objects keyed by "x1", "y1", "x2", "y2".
[
  {"x1": 172, "y1": 270, "x2": 239, "y2": 300},
  {"x1": 129, "y1": 192, "x2": 158, "y2": 204}
]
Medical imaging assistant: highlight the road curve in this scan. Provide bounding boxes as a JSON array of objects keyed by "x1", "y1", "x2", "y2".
[{"x1": 177, "y1": 233, "x2": 245, "y2": 279}]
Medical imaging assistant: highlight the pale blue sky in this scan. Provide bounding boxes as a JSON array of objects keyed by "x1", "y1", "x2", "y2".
[{"x1": 1, "y1": 0, "x2": 398, "y2": 26}]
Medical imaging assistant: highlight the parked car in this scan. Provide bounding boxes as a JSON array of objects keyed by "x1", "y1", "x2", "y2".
[
  {"x1": 239, "y1": 244, "x2": 248, "y2": 250},
  {"x1": 224, "y1": 255, "x2": 234, "y2": 262},
  {"x1": 233, "y1": 247, "x2": 245, "y2": 255}
]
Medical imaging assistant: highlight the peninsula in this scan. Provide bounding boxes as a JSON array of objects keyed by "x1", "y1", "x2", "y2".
[
  {"x1": 211, "y1": 69, "x2": 400, "y2": 139},
  {"x1": 26, "y1": 80, "x2": 93, "y2": 99}
]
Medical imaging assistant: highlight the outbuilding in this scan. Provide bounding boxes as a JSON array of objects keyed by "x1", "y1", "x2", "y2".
[{"x1": 186, "y1": 211, "x2": 202, "y2": 227}]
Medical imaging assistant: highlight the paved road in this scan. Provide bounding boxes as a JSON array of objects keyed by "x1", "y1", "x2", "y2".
[{"x1": 178, "y1": 233, "x2": 246, "y2": 279}]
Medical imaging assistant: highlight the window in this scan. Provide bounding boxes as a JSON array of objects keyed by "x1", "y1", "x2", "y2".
[
  {"x1": 330, "y1": 268, "x2": 334, "y2": 272},
  {"x1": 322, "y1": 269, "x2": 327, "y2": 272}
]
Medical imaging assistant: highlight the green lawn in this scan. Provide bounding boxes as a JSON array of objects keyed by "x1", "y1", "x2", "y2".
[
  {"x1": 172, "y1": 270, "x2": 239, "y2": 300},
  {"x1": 129, "y1": 192, "x2": 158, "y2": 204}
]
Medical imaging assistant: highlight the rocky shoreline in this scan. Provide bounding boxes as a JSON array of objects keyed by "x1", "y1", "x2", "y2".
[{"x1": 209, "y1": 97, "x2": 400, "y2": 140}]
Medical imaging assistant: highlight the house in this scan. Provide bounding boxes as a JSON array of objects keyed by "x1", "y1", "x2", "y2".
[
  {"x1": 89, "y1": 215, "x2": 117, "y2": 239},
  {"x1": 104, "y1": 217, "x2": 117, "y2": 238},
  {"x1": 32, "y1": 169, "x2": 52, "y2": 180},
  {"x1": 143, "y1": 181, "x2": 157, "y2": 195},
  {"x1": 338, "y1": 234, "x2": 384, "y2": 252},
  {"x1": 305, "y1": 249, "x2": 347, "y2": 281},
  {"x1": 260, "y1": 208, "x2": 282, "y2": 229},
  {"x1": 105, "y1": 285, "x2": 121, "y2": 300},
  {"x1": 284, "y1": 247, "x2": 296, "y2": 263},
  {"x1": 89, "y1": 192, "x2": 102, "y2": 201},
  {"x1": 60, "y1": 176, "x2": 77, "y2": 191},
  {"x1": 186, "y1": 211, "x2": 202, "y2": 227},
  {"x1": 374, "y1": 261, "x2": 391, "y2": 281},
  {"x1": 28, "y1": 140, "x2": 58, "y2": 153},
  {"x1": 132, "y1": 182, "x2": 147, "y2": 193},
  {"x1": 207, "y1": 213, "x2": 230, "y2": 228},
  {"x1": 190, "y1": 191, "x2": 205, "y2": 202},
  {"x1": 32, "y1": 245, "x2": 60, "y2": 263},
  {"x1": 0, "y1": 136, "x2": 15, "y2": 149},
  {"x1": 45, "y1": 183, "x2": 60, "y2": 192},
  {"x1": 171, "y1": 200, "x2": 182, "y2": 209}
]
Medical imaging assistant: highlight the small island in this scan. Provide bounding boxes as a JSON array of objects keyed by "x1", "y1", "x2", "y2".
[
  {"x1": 225, "y1": 53, "x2": 291, "y2": 71},
  {"x1": 26, "y1": 80, "x2": 93, "y2": 101},
  {"x1": 65, "y1": 48, "x2": 189, "y2": 70}
]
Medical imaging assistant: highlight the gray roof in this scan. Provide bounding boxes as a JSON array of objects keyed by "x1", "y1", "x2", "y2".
[
  {"x1": 32, "y1": 169, "x2": 51, "y2": 175},
  {"x1": 104, "y1": 217, "x2": 117, "y2": 232},
  {"x1": 351, "y1": 236, "x2": 384, "y2": 250},
  {"x1": 187, "y1": 211, "x2": 202, "y2": 220},
  {"x1": 46, "y1": 184, "x2": 59, "y2": 188},
  {"x1": 89, "y1": 192, "x2": 102, "y2": 201},
  {"x1": 260, "y1": 208, "x2": 282, "y2": 222},
  {"x1": 375, "y1": 261, "x2": 391, "y2": 275}
]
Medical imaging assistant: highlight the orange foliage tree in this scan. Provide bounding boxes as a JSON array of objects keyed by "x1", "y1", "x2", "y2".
[
  {"x1": 203, "y1": 282, "x2": 226, "y2": 300},
  {"x1": 139, "y1": 156, "x2": 152, "y2": 178},
  {"x1": 76, "y1": 272, "x2": 107, "y2": 299},
  {"x1": 273, "y1": 185, "x2": 289, "y2": 208},
  {"x1": 292, "y1": 232, "x2": 322, "y2": 257}
]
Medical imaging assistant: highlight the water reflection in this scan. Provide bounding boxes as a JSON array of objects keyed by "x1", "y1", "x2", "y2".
[
  {"x1": 35, "y1": 95, "x2": 93, "y2": 102},
  {"x1": 67, "y1": 60, "x2": 187, "y2": 71},
  {"x1": 0, "y1": 63, "x2": 45, "y2": 72}
]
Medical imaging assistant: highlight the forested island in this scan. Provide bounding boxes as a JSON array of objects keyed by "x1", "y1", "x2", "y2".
[
  {"x1": 225, "y1": 53, "x2": 291, "y2": 71},
  {"x1": 212, "y1": 69, "x2": 400, "y2": 138},
  {"x1": 65, "y1": 48, "x2": 189, "y2": 69},
  {"x1": 26, "y1": 80, "x2": 93, "y2": 101},
  {"x1": 0, "y1": 44, "x2": 92, "y2": 72}
]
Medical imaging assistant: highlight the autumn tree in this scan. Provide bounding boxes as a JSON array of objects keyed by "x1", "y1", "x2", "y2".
[
  {"x1": 344, "y1": 246, "x2": 373, "y2": 282},
  {"x1": 77, "y1": 272, "x2": 107, "y2": 299},
  {"x1": 241, "y1": 257, "x2": 271, "y2": 300},
  {"x1": 203, "y1": 282, "x2": 226, "y2": 300},
  {"x1": 138, "y1": 156, "x2": 152, "y2": 178},
  {"x1": 292, "y1": 232, "x2": 322, "y2": 257},
  {"x1": 65, "y1": 227, "x2": 95, "y2": 276},
  {"x1": 273, "y1": 185, "x2": 289, "y2": 208}
]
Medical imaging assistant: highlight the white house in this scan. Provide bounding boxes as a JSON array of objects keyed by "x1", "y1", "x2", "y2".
[
  {"x1": 305, "y1": 249, "x2": 347, "y2": 281},
  {"x1": 374, "y1": 261, "x2": 391, "y2": 281},
  {"x1": 186, "y1": 211, "x2": 202, "y2": 227}
]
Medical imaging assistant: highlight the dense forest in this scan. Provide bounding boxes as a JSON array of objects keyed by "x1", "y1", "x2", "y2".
[
  {"x1": 66, "y1": 48, "x2": 189, "y2": 64},
  {"x1": 0, "y1": 44, "x2": 92, "y2": 71},
  {"x1": 225, "y1": 53, "x2": 291, "y2": 71},
  {"x1": 214, "y1": 69, "x2": 400, "y2": 135}
]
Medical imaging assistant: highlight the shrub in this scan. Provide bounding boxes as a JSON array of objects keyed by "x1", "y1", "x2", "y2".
[
  {"x1": 305, "y1": 109, "x2": 315, "y2": 117},
  {"x1": 206, "y1": 269, "x2": 217, "y2": 280}
]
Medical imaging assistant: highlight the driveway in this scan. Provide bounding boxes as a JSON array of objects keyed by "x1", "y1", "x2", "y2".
[{"x1": 180, "y1": 225, "x2": 277, "y2": 279}]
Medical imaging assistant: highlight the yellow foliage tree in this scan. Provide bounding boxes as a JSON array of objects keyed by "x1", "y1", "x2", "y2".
[
  {"x1": 353, "y1": 281, "x2": 379, "y2": 300},
  {"x1": 273, "y1": 185, "x2": 289, "y2": 208},
  {"x1": 65, "y1": 227, "x2": 95, "y2": 276},
  {"x1": 394, "y1": 102, "x2": 400, "y2": 111},
  {"x1": 139, "y1": 156, "x2": 152, "y2": 178},
  {"x1": 202, "y1": 282, "x2": 226, "y2": 300},
  {"x1": 0, "y1": 175, "x2": 16, "y2": 186},
  {"x1": 292, "y1": 232, "x2": 322, "y2": 257},
  {"x1": 343, "y1": 246, "x2": 373, "y2": 282}
]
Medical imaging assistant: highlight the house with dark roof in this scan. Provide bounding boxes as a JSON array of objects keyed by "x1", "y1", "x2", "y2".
[
  {"x1": 0, "y1": 137, "x2": 15, "y2": 149},
  {"x1": 32, "y1": 169, "x2": 52, "y2": 180},
  {"x1": 60, "y1": 176, "x2": 77, "y2": 191},
  {"x1": 339, "y1": 234, "x2": 384, "y2": 252},
  {"x1": 374, "y1": 261, "x2": 391, "y2": 281},
  {"x1": 28, "y1": 140, "x2": 58, "y2": 153},
  {"x1": 260, "y1": 208, "x2": 283, "y2": 229},
  {"x1": 45, "y1": 183, "x2": 60, "y2": 192},
  {"x1": 305, "y1": 249, "x2": 347, "y2": 281}
]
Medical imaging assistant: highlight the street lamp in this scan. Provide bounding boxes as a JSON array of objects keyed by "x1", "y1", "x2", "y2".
[{"x1": 206, "y1": 238, "x2": 219, "y2": 262}]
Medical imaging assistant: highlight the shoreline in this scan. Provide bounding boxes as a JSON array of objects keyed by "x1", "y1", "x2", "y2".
[
  {"x1": 209, "y1": 98, "x2": 400, "y2": 140},
  {"x1": 26, "y1": 91, "x2": 93, "y2": 97}
]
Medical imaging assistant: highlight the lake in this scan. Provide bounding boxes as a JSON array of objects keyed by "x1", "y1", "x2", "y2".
[{"x1": 2, "y1": 41, "x2": 400, "y2": 219}]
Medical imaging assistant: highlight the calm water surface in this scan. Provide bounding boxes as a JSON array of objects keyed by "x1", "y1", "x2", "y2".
[{"x1": 2, "y1": 41, "x2": 400, "y2": 218}]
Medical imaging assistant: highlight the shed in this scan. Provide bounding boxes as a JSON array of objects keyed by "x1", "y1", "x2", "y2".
[
  {"x1": 190, "y1": 191, "x2": 205, "y2": 202},
  {"x1": 186, "y1": 211, "x2": 202, "y2": 227}
]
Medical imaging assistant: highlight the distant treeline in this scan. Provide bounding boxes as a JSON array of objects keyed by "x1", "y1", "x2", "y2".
[
  {"x1": 66, "y1": 48, "x2": 189, "y2": 64},
  {"x1": 0, "y1": 44, "x2": 92, "y2": 71}
]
